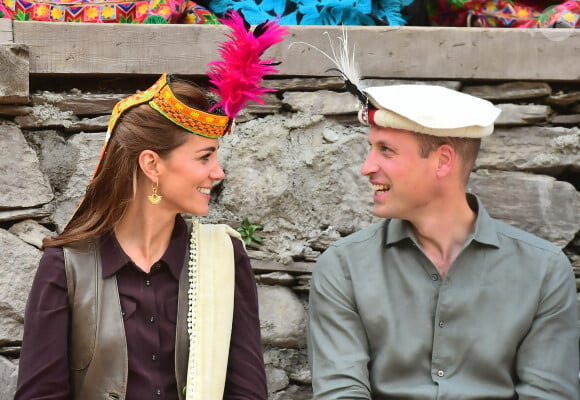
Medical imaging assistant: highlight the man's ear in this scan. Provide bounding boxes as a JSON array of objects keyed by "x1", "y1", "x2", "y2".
[
  {"x1": 435, "y1": 144, "x2": 456, "y2": 178},
  {"x1": 138, "y1": 150, "x2": 161, "y2": 182}
]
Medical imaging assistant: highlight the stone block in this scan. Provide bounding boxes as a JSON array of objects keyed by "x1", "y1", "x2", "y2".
[
  {"x1": 468, "y1": 170, "x2": 580, "y2": 248},
  {"x1": 0, "y1": 356, "x2": 18, "y2": 400},
  {"x1": 0, "y1": 229, "x2": 42, "y2": 344},
  {"x1": 476, "y1": 126, "x2": 580, "y2": 175},
  {"x1": 0, "y1": 44, "x2": 29, "y2": 104},
  {"x1": 283, "y1": 91, "x2": 359, "y2": 115},
  {"x1": 494, "y1": 104, "x2": 551, "y2": 126},
  {"x1": 0, "y1": 125, "x2": 53, "y2": 209},
  {"x1": 258, "y1": 285, "x2": 307, "y2": 348},
  {"x1": 463, "y1": 82, "x2": 551, "y2": 101}
]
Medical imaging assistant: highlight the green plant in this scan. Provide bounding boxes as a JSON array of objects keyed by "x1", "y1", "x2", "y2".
[{"x1": 236, "y1": 217, "x2": 263, "y2": 246}]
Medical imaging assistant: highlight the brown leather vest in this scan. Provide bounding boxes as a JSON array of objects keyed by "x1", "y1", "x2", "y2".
[{"x1": 63, "y1": 237, "x2": 190, "y2": 400}]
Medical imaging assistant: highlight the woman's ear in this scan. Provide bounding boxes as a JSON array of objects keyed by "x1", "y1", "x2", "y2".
[
  {"x1": 138, "y1": 150, "x2": 161, "y2": 182},
  {"x1": 435, "y1": 144, "x2": 456, "y2": 178}
]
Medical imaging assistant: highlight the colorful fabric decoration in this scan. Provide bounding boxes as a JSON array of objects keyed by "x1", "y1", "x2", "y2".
[
  {"x1": 428, "y1": 0, "x2": 580, "y2": 27},
  {"x1": 0, "y1": 0, "x2": 220, "y2": 23},
  {"x1": 201, "y1": 0, "x2": 425, "y2": 26},
  {"x1": 207, "y1": 10, "x2": 288, "y2": 118}
]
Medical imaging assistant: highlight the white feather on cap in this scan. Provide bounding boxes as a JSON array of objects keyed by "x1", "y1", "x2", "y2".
[{"x1": 358, "y1": 85, "x2": 502, "y2": 138}]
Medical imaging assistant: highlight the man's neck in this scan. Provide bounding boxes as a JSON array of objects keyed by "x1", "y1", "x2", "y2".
[{"x1": 409, "y1": 195, "x2": 476, "y2": 277}]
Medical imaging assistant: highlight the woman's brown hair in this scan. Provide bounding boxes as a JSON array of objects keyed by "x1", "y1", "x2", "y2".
[{"x1": 43, "y1": 79, "x2": 210, "y2": 248}]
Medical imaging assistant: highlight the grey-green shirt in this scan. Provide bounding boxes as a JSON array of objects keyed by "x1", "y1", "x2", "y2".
[{"x1": 308, "y1": 195, "x2": 579, "y2": 400}]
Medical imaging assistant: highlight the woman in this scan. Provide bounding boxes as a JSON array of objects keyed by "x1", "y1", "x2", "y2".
[{"x1": 15, "y1": 12, "x2": 287, "y2": 400}]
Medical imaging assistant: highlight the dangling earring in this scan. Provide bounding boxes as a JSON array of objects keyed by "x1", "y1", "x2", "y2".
[{"x1": 148, "y1": 178, "x2": 162, "y2": 205}]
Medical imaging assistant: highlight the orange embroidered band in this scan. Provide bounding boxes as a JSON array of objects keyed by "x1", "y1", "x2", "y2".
[
  {"x1": 107, "y1": 73, "x2": 231, "y2": 139},
  {"x1": 149, "y1": 84, "x2": 230, "y2": 138}
]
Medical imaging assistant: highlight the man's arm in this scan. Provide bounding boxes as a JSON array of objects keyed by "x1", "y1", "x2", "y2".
[
  {"x1": 515, "y1": 251, "x2": 580, "y2": 399},
  {"x1": 308, "y1": 247, "x2": 372, "y2": 399}
]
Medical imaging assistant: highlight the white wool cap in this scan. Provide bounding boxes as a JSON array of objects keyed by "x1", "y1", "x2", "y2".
[{"x1": 358, "y1": 85, "x2": 502, "y2": 138}]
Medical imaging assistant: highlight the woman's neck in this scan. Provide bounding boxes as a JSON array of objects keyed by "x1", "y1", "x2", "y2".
[{"x1": 114, "y1": 201, "x2": 177, "y2": 273}]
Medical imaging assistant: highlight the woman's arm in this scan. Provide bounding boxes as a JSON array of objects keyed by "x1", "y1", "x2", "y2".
[
  {"x1": 222, "y1": 238, "x2": 268, "y2": 400},
  {"x1": 15, "y1": 247, "x2": 70, "y2": 400}
]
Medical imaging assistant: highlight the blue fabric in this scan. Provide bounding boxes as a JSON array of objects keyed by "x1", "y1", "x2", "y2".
[{"x1": 204, "y1": 0, "x2": 417, "y2": 26}]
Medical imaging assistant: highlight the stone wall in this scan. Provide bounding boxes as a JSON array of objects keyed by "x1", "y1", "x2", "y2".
[{"x1": 1, "y1": 51, "x2": 579, "y2": 399}]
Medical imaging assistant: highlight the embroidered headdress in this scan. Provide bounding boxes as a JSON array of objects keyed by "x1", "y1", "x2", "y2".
[{"x1": 92, "y1": 10, "x2": 287, "y2": 179}]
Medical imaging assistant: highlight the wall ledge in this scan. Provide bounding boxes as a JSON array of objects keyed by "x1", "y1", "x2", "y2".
[{"x1": 10, "y1": 21, "x2": 580, "y2": 81}]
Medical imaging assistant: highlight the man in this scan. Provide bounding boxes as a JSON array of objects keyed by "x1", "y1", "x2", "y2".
[{"x1": 308, "y1": 84, "x2": 579, "y2": 399}]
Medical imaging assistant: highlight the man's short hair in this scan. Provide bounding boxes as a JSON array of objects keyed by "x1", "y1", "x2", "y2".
[{"x1": 412, "y1": 132, "x2": 481, "y2": 183}]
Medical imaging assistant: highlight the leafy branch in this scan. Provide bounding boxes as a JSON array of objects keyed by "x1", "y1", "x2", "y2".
[{"x1": 236, "y1": 217, "x2": 263, "y2": 246}]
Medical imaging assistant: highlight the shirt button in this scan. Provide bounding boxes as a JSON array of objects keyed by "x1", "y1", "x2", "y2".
[
  {"x1": 121, "y1": 310, "x2": 126, "y2": 316},
  {"x1": 150, "y1": 316, "x2": 156, "y2": 323},
  {"x1": 431, "y1": 274, "x2": 439, "y2": 281},
  {"x1": 437, "y1": 370, "x2": 445, "y2": 377},
  {"x1": 145, "y1": 279, "x2": 151, "y2": 286},
  {"x1": 152, "y1": 354, "x2": 157, "y2": 361},
  {"x1": 439, "y1": 321, "x2": 444, "y2": 328}
]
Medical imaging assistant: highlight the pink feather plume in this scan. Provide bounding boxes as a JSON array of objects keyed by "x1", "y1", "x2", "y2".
[{"x1": 207, "y1": 11, "x2": 288, "y2": 119}]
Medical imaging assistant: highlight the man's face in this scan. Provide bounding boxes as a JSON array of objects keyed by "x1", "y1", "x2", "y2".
[{"x1": 360, "y1": 126, "x2": 438, "y2": 220}]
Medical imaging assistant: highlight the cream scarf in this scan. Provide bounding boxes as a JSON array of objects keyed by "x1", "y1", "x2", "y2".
[{"x1": 185, "y1": 219, "x2": 241, "y2": 399}]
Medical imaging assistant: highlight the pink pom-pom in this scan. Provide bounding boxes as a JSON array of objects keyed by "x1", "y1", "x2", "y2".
[{"x1": 207, "y1": 11, "x2": 288, "y2": 119}]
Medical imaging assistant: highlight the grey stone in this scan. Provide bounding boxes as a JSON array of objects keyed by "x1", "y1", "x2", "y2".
[
  {"x1": 550, "y1": 114, "x2": 580, "y2": 125},
  {"x1": 322, "y1": 127, "x2": 340, "y2": 143},
  {"x1": 309, "y1": 227, "x2": 342, "y2": 251},
  {"x1": 494, "y1": 104, "x2": 551, "y2": 126},
  {"x1": 547, "y1": 91, "x2": 580, "y2": 107},
  {"x1": 283, "y1": 91, "x2": 359, "y2": 115},
  {"x1": 463, "y1": 82, "x2": 551, "y2": 101},
  {"x1": 269, "y1": 384, "x2": 313, "y2": 400},
  {"x1": 51, "y1": 132, "x2": 106, "y2": 231},
  {"x1": 14, "y1": 104, "x2": 77, "y2": 129},
  {"x1": 23, "y1": 129, "x2": 75, "y2": 194},
  {"x1": 258, "y1": 285, "x2": 308, "y2": 348},
  {"x1": 0, "y1": 125, "x2": 53, "y2": 208},
  {"x1": 0, "y1": 204, "x2": 52, "y2": 223},
  {"x1": 245, "y1": 94, "x2": 283, "y2": 114},
  {"x1": 0, "y1": 105, "x2": 32, "y2": 116},
  {"x1": 8, "y1": 219, "x2": 53, "y2": 249},
  {"x1": 0, "y1": 356, "x2": 18, "y2": 400},
  {"x1": 0, "y1": 44, "x2": 29, "y2": 104},
  {"x1": 467, "y1": 170, "x2": 580, "y2": 248},
  {"x1": 65, "y1": 115, "x2": 109, "y2": 132},
  {"x1": 360, "y1": 79, "x2": 462, "y2": 91},
  {"x1": 476, "y1": 126, "x2": 580, "y2": 175},
  {"x1": 31, "y1": 91, "x2": 127, "y2": 115},
  {"x1": 265, "y1": 347, "x2": 311, "y2": 384},
  {"x1": 267, "y1": 77, "x2": 345, "y2": 91},
  {"x1": 293, "y1": 274, "x2": 312, "y2": 292},
  {"x1": 265, "y1": 365, "x2": 290, "y2": 394},
  {"x1": 0, "y1": 229, "x2": 41, "y2": 344},
  {"x1": 258, "y1": 272, "x2": 296, "y2": 286}
]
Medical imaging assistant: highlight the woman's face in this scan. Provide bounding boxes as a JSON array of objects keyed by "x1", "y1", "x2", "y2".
[{"x1": 156, "y1": 133, "x2": 225, "y2": 216}]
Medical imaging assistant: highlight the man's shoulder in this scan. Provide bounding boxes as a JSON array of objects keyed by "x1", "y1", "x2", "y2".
[
  {"x1": 327, "y1": 220, "x2": 387, "y2": 252},
  {"x1": 492, "y1": 218, "x2": 563, "y2": 256}
]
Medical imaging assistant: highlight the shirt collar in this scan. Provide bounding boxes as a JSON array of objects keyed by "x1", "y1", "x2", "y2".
[
  {"x1": 385, "y1": 194, "x2": 500, "y2": 249},
  {"x1": 100, "y1": 214, "x2": 189, "y2": 279}
]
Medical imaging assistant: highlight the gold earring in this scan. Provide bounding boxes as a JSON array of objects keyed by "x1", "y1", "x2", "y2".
[{"x1": 148, "y1": 179, "x2": 162, "y2": 205}]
